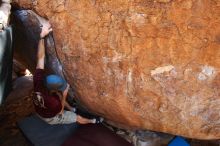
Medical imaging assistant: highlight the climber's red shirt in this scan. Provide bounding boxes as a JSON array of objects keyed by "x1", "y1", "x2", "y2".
[{"x1": 33, "y1": 69, "x2": 62, "y2": 118}]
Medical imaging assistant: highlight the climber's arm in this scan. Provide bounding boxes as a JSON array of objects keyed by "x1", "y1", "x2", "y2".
[
  {"x1": 34, "y1": 20, "x2": 52, "y2": 92},
  {"x1": 59, "y1": 84, "x2": 70, "y2": 113},
  {"x1": 36, "y1": 39, "x2": 45, "y2": 69},
  {"x1": 65, "y1": 100, "x2": 75, "y2": 111},
  {"x1": 36, "y1": 20, "x2": 52, "y2": 69}
]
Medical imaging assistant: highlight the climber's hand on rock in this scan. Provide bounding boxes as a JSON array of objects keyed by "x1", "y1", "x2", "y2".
[
  {"x1": 40, "y1": 20, "x2": 52, "y2": 38},
  {"x1": 76, "y1": 115, "x2": 95, "y2": 124},
  {"x1": 0, "y1": 11, "x2": 8, "y2": 30}
]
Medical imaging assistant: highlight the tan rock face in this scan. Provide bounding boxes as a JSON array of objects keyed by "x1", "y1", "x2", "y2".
[{"x1": 13, "y1": 0, "x2": 220, "y2": 139}]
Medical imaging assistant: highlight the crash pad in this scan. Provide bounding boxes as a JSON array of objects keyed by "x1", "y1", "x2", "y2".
[
  {"x1": 62, "y1": 124, "x2": 133, "y2": 146},
  {"x1": 0, "y1": 26, "x2": 13, "y2": 105},
  {"x1": 17, "y1": 114, "x2": 79, "y2": 146}
]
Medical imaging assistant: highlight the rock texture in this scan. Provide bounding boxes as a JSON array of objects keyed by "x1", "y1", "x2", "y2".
[{"x1": 12, "y1": 0, "x2": 220, "y2": 139}]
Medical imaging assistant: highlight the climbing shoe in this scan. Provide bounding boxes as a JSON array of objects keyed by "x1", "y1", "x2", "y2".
[{"x1": 94, "y1": 117, "x2": 104, "y2": 124}]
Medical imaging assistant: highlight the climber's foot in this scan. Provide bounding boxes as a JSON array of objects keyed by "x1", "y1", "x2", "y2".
[{"x1": 91, "y1": 117, "x2": 104, "y2": 124}]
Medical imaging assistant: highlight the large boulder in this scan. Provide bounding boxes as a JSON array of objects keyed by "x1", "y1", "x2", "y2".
[{"x1": 12, "y1": 0, "x2": 220, "y2": 139}]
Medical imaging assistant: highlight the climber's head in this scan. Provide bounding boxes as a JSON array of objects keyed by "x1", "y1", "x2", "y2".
[{"x1": 45, "y1": 74, "x2": 67, "y2": 92}]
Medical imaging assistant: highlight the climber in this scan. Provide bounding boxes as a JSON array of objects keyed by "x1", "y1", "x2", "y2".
[{"x1": 33, "y1": 19, "x2": 99, "y2": 125}]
